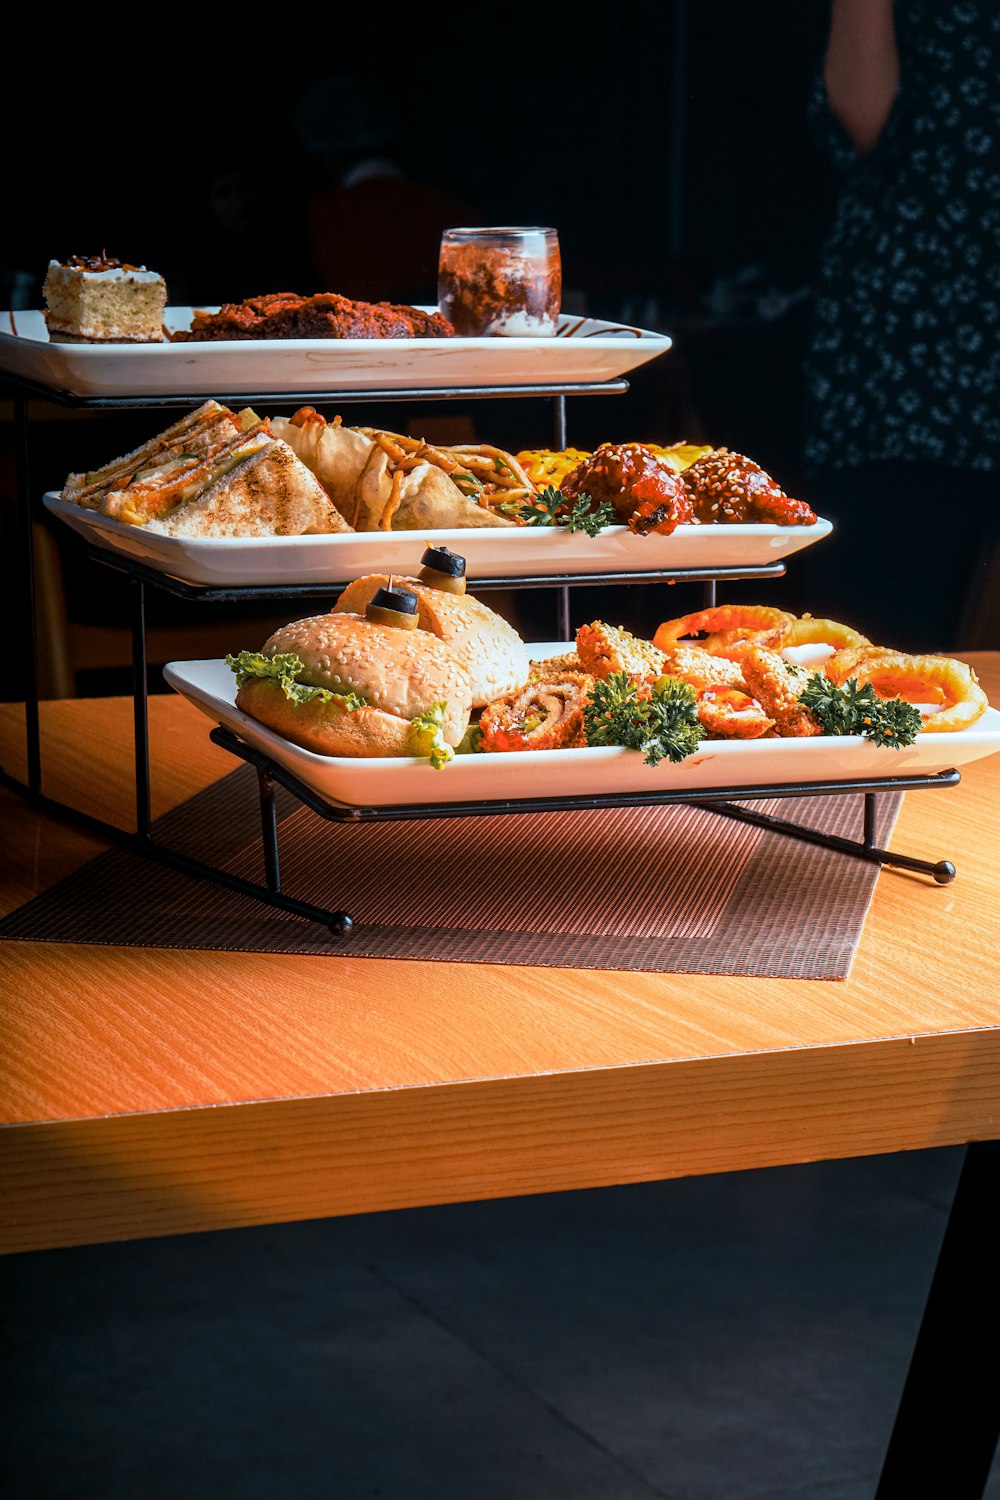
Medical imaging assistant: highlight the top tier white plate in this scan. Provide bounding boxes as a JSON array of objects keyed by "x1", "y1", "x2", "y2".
[{"x1": 0, "y1": 308, "x2": 673, "y2": 398}]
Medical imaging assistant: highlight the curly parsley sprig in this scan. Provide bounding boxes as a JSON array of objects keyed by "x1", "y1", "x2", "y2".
[
  {"x1": 584, "y1": 671, "x2": 706, "y2": 765},
  {"x1": 501, "y1": 485, "x2": 616, "y2": 538},
  {"x1": 797, "y1": 674, "x2": 923, "y2": 749}
]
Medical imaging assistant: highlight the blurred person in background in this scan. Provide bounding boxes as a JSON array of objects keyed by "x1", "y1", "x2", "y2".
[
  {"x1": 294, "y1": 72, "x2": 477, "y2": 307},
  {"x1": 794, "y1": 0, "x2": 1000, "y2": 651}
]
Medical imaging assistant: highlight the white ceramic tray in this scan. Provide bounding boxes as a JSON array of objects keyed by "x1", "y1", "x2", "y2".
[
  {"x1": 42, "y1": 493, "x2": 833, "y2": 587},
  {"x1": 1, "y1": 308, "x2": 672, "y2": 397},
  {"x1": 163, "y1": 653, "x2": 1000, "y2": 811}
]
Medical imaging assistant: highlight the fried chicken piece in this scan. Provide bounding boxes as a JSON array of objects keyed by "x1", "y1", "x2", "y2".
[
  {"x1": 658, "y1": 645, "x2": 744, "y2": 692},
  {"x1": 575, "y1": 621, "x2": 667, "y2": 682},
  {"x1": 530, "y1": 651, "x2": 583, "y2": 676},
  {"x1": 560, "y1": 443, "x2": 695, "y2": 532},
  {"x1": 682, "y1": 450, "x2": 817, "y2": 526},
  {"x1": 739, "y1": 646, "x2": 823, "y2": 738}
]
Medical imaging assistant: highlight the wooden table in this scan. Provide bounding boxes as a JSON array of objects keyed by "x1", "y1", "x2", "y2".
[{"x1": 3, "y1": 658, "x2": 999, "y2": 1496}]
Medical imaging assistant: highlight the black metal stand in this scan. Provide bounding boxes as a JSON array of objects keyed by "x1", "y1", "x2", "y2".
[
  {"x1": 876, "y1": 1139, "x2": 1000, "y2": 1500},
  {"x1": 190, "y1": 726, "x2": 957, "y2": 936}
]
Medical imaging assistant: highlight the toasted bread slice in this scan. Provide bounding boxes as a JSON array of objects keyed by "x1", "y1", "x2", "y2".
[
  {"x1": 62, "y1": 400, "x2": 244, "y2": 508},
  {"x1": 98, "y1": 426, "x2": 275, "y2": 525},
  {"x1": 145, "y1": 439, "x2": 352, "y2": 537}
]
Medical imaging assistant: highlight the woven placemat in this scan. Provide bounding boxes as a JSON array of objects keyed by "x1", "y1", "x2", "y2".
[{"x1": 0, "y1": 766, "x2": 901, "y2": 978}]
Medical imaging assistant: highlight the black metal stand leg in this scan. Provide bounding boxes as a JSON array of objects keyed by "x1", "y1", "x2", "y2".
[
  {"x1": 875, "y1": 1140, "x2": 1000, "y2": 1499},
  {"x1": 557, "y1": 585, "x2": 571, "y2": 641},
  {"x1": 701, "y1": 797, "x2": 957, "y2": 884},
  {"x1": 14, "y1": 393, "x2": 41, "y2": 792},
  {"x1": 258, "y1": 768, "x2": 281, "y2": 892},
  {"x1": 552, "y1": 394, "x2": 567, "y2": 450},
  {"x1": 130, "y1": 576, "x2": 151, "y2": 839}
]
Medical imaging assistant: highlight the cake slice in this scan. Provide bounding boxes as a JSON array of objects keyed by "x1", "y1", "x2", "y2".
[{"x1": 43, "y1": 254, "x2": 167, "y2": 343}]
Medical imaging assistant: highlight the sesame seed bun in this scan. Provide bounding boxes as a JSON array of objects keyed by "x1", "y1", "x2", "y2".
[
  {"x1": 332, "y1": 575, "x2": 529, "y2": 707},
  {"x1": 234, "y1": 611, "x2": 474, "y2": 757}
]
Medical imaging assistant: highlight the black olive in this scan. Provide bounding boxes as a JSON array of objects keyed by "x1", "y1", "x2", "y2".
[
  {"x1": 366, "y1": 585, "x2": 420, "y2": 630},
  {"x1": 418, "y1": 545, "x2": 467, "y2": 594}
]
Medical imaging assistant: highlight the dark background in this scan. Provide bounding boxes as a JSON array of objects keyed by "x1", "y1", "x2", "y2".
[{"x1": 1, "y1": 1, "x2": 843, "y2": 686}]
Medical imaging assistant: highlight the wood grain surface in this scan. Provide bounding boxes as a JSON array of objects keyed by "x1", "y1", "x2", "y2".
[{"x1": 2, "y1": 657, "x2": 998, "y2": 1253}]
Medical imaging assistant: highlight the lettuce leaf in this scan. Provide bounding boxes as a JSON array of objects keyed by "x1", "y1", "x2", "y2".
[
  {"x1": 226, "y1": 651, "x2": 367, "y2": 711},
  {"x1": 409, "y1": 702, "x2": 455, "y2": 769},
  {"x1": 456, "y1": 723, "x2": 483, "y2": 756}
]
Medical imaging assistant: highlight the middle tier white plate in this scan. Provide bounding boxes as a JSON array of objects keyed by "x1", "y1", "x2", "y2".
[
  {"x1": 163, "y1": 654, "x2": 1000, "y2": 812},
  {"x1": 43, "y1": 492, "x2": 832, "y2": 586}
]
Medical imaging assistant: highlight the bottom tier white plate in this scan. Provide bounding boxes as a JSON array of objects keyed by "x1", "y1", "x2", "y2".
[{"x1": 163, "y1": 653, "x2": 1000, "y2": 811}]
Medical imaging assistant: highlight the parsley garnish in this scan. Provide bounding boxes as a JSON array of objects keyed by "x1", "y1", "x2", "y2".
[
  {"x1": 583, "y1": 671, "x2": 706, "y2": 765},
  {"x1": 797, "y1": 674, "x2": 923, "y2": 748},
  {"x1": 501, "y1": 485, "x2": 615, "y2": 538},
  {"x1": 562, "y1": 494, "x2": 617, "y2": 537}
]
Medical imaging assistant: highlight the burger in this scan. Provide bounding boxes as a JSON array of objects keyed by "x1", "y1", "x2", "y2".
[{"x1": 228, "y1": 603, "x2": 476, "y2": 765}]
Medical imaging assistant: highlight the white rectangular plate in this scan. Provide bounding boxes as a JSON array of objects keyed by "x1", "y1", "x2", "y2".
[
  {"x1": 163, "y1": 654, "x2": 1000, "y2": 811},
  {"x1": 43, "y1": 493, "x2": 833, "y2": 587},
  {"x1": 1, "y1": 308, "x2": 672, "y2": 397}
]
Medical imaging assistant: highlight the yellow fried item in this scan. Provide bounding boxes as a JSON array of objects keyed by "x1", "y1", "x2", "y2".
[
  {"x1": 697, "y1": 687, "x2": 775, "y2": 740},
  {"x1": 643, "y1": 441, "x2": 715, "y2": 472},
  {"x1": 478, "y1": 673, "x2": 594, "y2": 752},
  {"x1": 781, "y1": 616, "x2": 870, "y2": 651},
  {"x1": 515, "y1": 448, "x2": 592, "y2": 488},
  {"x1": 840, "y1": 650, "x2": 989, "y2": 733},
  {"x1": 739, "y1": 646, "x2": 823, "y2": 738},
  {"x1": 658, "y1": 646, "x2": 744, "y2": 692},
  {"x1": 653, "y1": 605, "x2": 794, "y2": 652},
  {"x1": 576, "y1": 621, "x2": 668, "y2": 682}
]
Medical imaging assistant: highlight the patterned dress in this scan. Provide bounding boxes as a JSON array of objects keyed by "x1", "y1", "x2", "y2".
[{"x1": 803, "y1": 0, "x2": 1000, "y2": 476}]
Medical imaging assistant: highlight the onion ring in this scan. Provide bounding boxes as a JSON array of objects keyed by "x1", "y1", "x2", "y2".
[
  {"x1": 781, "y1": 616, "x2": 870, "y2": 651},
  {"x1": 824, "y1": 643, "x2": 891, "y2": 685},
  {"x1": 653, "y1": 605, "x2": 793, "y2": 652},
  {"x1": 836, "y1": 650, "x2": 988, "y2": 733},
  {"x1": 700, "y1": 625, "x2": 790, "y2": 661}
]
